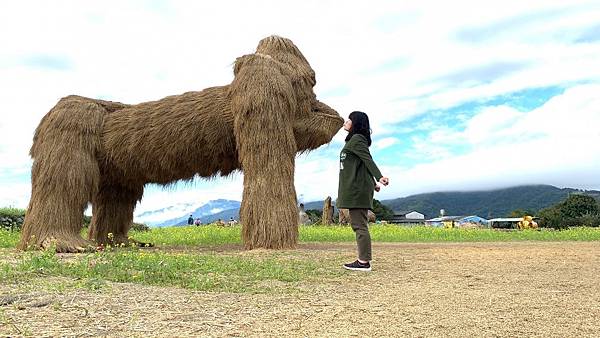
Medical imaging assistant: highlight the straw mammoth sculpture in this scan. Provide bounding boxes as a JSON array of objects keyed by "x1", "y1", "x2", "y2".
[{"x1": 19, "y1": 36, "x2": 343, "y2": 252}]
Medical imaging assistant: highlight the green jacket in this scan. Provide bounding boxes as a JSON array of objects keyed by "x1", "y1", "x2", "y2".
[{"x1": 337, "y1": 134, "x2": 383, "y2": 209}]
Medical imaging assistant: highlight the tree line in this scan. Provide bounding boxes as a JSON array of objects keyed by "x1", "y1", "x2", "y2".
[{"x1": 535, "y1": 194, "x2": 600, "y2": 229}]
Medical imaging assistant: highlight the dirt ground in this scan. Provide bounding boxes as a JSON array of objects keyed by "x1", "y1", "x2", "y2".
[{"x1": 1, "y1": 241, "x2": 599, "y2": 337}]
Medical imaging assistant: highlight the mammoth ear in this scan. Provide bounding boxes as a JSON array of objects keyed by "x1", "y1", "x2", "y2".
[
  {"x1": 233, "y1": 54, "x2": 251, "y2": 77},
  {"x1": 230, "y1": 52, "x2": 297, "y2": 161},
  {"x1": 233, "y1": 53, "x2": 273, "y2": 77},
  {"x1": 230, "y1": 54, "x2": 296, "y2": 119}
]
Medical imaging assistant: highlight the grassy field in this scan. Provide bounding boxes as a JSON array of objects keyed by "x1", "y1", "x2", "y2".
[
  {"x1": 2, "y1": 224, "x2": 600, "y2": 249},
  {"x1": 2, "y1": 225, "x2": 600, "y2": 337},
  {"x1": 3, "y1": 241, "x2": 599, "y2": 337},
  {"x1": 0, "y1": 248, "x2": 337, "y2": 293},
  {"x1": 1, "y1": 225, "x2": 599, "y2": 294}
]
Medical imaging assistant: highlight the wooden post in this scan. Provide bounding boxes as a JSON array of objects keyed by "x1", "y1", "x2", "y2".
[{"x1": 322, "y1": 196, "x2": 333, "y2": 225}]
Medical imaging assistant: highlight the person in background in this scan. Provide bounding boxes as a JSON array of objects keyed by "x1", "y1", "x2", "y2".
[
  {"x1": 337, "y1": 111, "x2": 389, "y2": 272},
  {"x1": 187, "y1": 214, "x2": 194, "y2": 226}
]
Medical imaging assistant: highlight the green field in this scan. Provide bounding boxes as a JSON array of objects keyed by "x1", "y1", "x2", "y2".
[
  {"x1": 3, "y1": 224, "x2": 600, "y2": 248},
  {"x1": 1, "y1": 225, "x2": 599, "y2": 293}
]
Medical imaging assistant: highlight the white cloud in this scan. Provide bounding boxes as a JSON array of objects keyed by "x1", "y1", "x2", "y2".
[
  {"x1": 463, "y1": 106, "x2": 524, "y2": 145},
  {"x1": 294, "y1": 150, "x2": 341, "y2": 203},
  {"x1": 460, "y1": 84, "x2": 600, "y2": 147},
  {"x1": 375, "y1": 83, "x2": 600, "y2": 199},
  {"x1": 0, "y1": 180, "x2": 30, "y2": 209},
  {"x1": 374, "y1": 137, "x2": 398, "y2": 150}
]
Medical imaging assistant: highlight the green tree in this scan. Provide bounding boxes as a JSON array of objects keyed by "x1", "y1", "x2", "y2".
[
  {"x1": 305, "y1": 209, "x2": 322, "y2": 224},
  {"x1": 538, "y1": 194, "x2": 600, "y2": 229},
  {"x1": 537, "y1": 207, "x2": 564, "y2": 229},
  {"x1": 508, "y1": 209, "x2": 536, "y2": 218},
  {"x1": 373, "y1": 199, "x2": 394, "y2": 221},
  {"x1": 559, "y1": 194, "x2": 599, "y2": 218}
]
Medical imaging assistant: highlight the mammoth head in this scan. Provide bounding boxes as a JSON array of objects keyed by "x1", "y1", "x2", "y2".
[{"x1": 254, "y1": 36, "x2": 344, "y2": 152}]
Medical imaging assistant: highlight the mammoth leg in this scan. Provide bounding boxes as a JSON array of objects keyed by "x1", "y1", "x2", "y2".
[
  {"x1": 88, "y1": 183, "x2": 144, "y2": 247},
  {"x1": 18, "y1": 153, "x2": 98, "y2": 252},
  {"x1": 18, "y1": 97, "x2": 104, "y2": 252},
  {"x1": 231, "y1": 54, "x2": 299, "y2": 249}
]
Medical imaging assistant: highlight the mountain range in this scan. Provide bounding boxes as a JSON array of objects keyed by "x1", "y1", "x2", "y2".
[
  {"x1": 138, "y1": 199, "x2": 240, "y2": 227},
  {"x1": 137, "y1": 185, "x2": 600, "y2": 226},
  {"x1": 381, "y1": 185, "x2": 599, "y2": 218}
]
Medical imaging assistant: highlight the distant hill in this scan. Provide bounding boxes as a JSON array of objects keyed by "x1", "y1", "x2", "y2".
[
  {"x1": 157, "y1": 199, "x2": 240, "y2": 227},
  {"x1": 301, "y1": 200, "x2": 326, "y2": 211},
  {"x1": 146, "y1": 185, "x2": 599, "y2": 227},
  {"x1": 136, "y1": 201, "x2": 199, "y2": 225},
  {"x1": 201, "y1": 208, "x2": 240, "y2": 224},
  {"x1": 380, "y1": 185, "x2": 600, "y2": 219},
  {"x1": 289, "y1": 185, "x2": 599, "y2": 219}
]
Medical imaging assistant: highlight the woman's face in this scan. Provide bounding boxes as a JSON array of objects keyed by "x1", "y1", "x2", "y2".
[{"x1": 343, "y1": 119, "x2": 352, "y2": 132}]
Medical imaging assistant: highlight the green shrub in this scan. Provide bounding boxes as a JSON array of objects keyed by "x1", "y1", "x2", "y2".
[
  {"x1": 0, "y1": 208, "x2": 148, "y2": 232},
  {"x1": 560, "y1": 194, "x2": 599, "y2": 218},
  {"x1": 558, "y1": 215, "x2": 600, "y2": 228},
  {"x1": 0, "y1": 207, "x2": 26, "y2": 218},
  {"x1": 131, "y1": 222, "x2": 150, "y2": 232},
  {"x1": 0, "y1": 207, "x2": 26, "y2": 231},
  {"x1": 538, "y1": 194, "x2": 600, "y2": 229},
  {"x1": 508, "y1": 208, "x2": 536, "y2": 218},
  {"x1": 83, "y1": 215, "x2": 92, "y2": 227},
  {"x1": 305, "y1": 209, "x2": 322, "y2": 224},
  {"x1": 538, "y1": 207, "x2": 564, "y2": 229},
  {"x1": 373, "y1": 199, "x2": 394, "y2": 221}
]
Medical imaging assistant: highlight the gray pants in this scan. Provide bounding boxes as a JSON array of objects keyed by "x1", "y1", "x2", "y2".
[{"x1": 349, "y1": 208, "x2": 371, "y2": 261}]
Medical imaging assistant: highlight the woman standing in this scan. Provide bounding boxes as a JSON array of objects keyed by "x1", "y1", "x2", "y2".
[{"x1": 337, "y1": 111, "x2": 389, "y2": 271}]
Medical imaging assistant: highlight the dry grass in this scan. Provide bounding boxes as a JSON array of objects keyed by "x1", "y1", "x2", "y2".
[{"x1": 1, "y1": 242, "x2": 599, "y2": 337}]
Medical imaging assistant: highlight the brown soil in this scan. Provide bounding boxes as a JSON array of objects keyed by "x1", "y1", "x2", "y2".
[{"x1": 1, "y1": 242, "x2": 599, "y2": 337}]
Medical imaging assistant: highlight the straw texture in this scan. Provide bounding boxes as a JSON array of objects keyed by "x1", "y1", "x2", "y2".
[{"x1": 18, "y1": 36, "x2": 343, "y2": 252}]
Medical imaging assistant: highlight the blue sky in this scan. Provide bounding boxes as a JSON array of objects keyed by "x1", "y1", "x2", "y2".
[{"x1": 1, "y1": 0, "x2": 600, "y2": 223}]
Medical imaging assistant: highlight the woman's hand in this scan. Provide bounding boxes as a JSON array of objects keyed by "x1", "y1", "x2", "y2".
[
  {"x1": 379, "y1": 176, "x2": 389, "y2": 186},
  {"x1": 374, "y1": 184, "x2": 381, "y2": 192}
]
